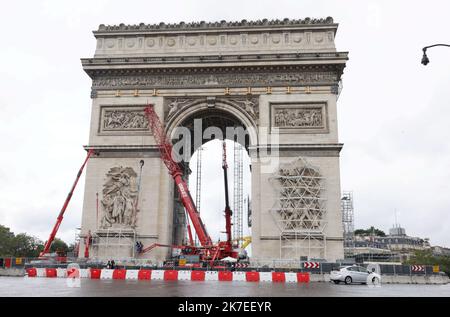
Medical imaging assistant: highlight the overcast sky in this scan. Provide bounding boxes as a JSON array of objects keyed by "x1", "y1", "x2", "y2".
[{"x1": 1, "y1": 0, "x2": 449, "y2": 248}]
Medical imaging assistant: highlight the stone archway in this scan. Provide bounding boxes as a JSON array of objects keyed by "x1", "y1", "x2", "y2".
[
  {"x1": 165, "y1": 97, "x2": 258, "y2": 151},
  {"x1": 79, "y1": 18, "x2": 348, "y2": 263},
  {"x1": 164, "y1": 98, "x2": 257, "y2": 247}
]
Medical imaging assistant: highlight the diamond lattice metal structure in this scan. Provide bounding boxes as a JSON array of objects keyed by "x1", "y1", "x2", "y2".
[{"x1": 270, "y1": 157, "x2": 327, "y2": 259}]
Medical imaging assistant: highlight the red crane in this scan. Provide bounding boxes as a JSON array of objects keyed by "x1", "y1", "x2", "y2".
[
  {"x1": 39, "y1": 149, "x2": 95, "y2": 257},
  {"x1": 142, "y1": 105, "x2": 236, "y2": 262},
  {"x1": 144, "y1": 106, "x2": 213, "y2": 248},
  {"x1": 221, "y1": 140, "x2": 233, "y2": 253}
]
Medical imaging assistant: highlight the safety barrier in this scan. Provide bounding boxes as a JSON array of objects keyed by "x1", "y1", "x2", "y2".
[
  {"x1": 178, "y1": 270, "x2": 191, "y2": 281},
  {"x1": 164, "y1": 270, "x2": 178, "y2": 281},
  {"x1": 90, "y1": 268, "x2": 101, "y2": 279},
  {"x1": 191, "y1": 270, "x2": 205, "y2": 281},
  {"x1": 246, "y1": 271, "x2": 260, "y2": 282},
  {"x1": 218, "y1": 271, "x2": 233, "y2": 281},
  {"x1": 112, "y1": 269, "x2": 127, "y2": 280},
  {"x1": 23, "y1": 267, "x2": 311, "y2": 283},
  {"x1": 138, "y1": 269, "x2": 151, "y2": 280},
  {"x1": 100, "y1": 269, "x2": 114, "y2": 279},
  {"x1": 272, "y1": 272, "x2": 286, "y2": 282},
  {"x1": 45, "y1": 268, "x2": 57, "y2": 278},
  {"x1": 26, "y1": 268, "x2": 37, "y2": 277},
  {"x1": 125, "y1": 269, "x2": 139, "y2": 280}
]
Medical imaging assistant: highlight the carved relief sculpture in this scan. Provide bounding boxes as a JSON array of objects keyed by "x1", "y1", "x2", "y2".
[
  {"x1": 103, "y1": 109, "x2": 149, "y2": 131},
  {"x1": 92, "y1": 71, "x2": 338, "y2": 90},
  {"x1": 228, "y1": 97, "x2": 259, "y2": 120},
  {"x1": 100, "y1": 166, "x2": 139, "y2": 228},
  {"x1": 166, "y1": 98, "x2": 196, "y2": 119},
  {"x1": 164, "y1": 97, "x2": 259, "y2": 121},
  {"x1": 274, "y1": 108, "x2": 323, "y2": 128}
]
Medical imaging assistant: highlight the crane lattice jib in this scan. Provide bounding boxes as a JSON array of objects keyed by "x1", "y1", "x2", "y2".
[
  {"x1": 144, "y1": 105, "x2": 213, "y2": 247},
  {"x1": 144, "y1": 106, "x2": 181, "y2": 176}
]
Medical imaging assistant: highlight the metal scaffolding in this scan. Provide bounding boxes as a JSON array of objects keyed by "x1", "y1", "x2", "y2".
[
  {"x1": 191, "y1": 147, "x2": 204, "y2": 246},
  {"x1": 341, "y1": 191, "x2": 355, "y2": 252},
  {"x1": 91, "y1": 228, "x2": 137, "y2": 259},
  {"x1": 195, "y1": 147, "x2": 203, "y2": 214},
  {"x1": 270, "y1": 157, "x2": 327, "y2": 260},
  {"x1": 233, "y1": 142, "x2": 244, "y2": 247}
]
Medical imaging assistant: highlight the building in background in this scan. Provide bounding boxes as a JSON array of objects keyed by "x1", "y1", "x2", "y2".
[{"x1": 350, "y1": 225, "x2": 431, "y2": 263}]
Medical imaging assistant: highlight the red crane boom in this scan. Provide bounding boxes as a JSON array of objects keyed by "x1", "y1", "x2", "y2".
[
  {"x1": 222, "y1": 141, "x2": 233, "y2": 249},
  {"x1": 144, "y1": 106, "x2": 213, "y2": 247},
  {"x1": 39, "y1": 149, "x2": 94, "y2": 257}
]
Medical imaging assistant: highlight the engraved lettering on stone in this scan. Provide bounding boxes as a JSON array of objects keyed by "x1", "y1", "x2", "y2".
[
  {"x1": 274, "y1": 108, "x2": 322, "y2": 128},
  {"x1": 103, "y1": 109, "x2": 149, "y2": 130},
  {"x1": 101, "y1": 166, "x2": 139, "y2": 228}
]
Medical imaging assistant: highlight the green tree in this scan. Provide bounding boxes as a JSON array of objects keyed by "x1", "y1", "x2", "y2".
[
  {"x1": 0, "y1": 225, "x2": 15, "y2": 256},
  {"x1": 354, "y1": 226, "x2": 386, "y2": 237},
  {"x1": 49, "y1": 237, "x2": 69, "y2": 254},
  {"x1": 11, "y1": 234, "x2": 43, "y2": 257},
  {"x1": 406, "y1": 250, "x2": 450, "y2": 276}
]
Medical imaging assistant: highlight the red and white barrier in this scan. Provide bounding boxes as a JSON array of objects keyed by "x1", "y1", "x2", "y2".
[
  {"x1": 178, "y1": 270, "x2": 191, "y2": 281},
  {"x1": 151, "y1": 270, "x2": 164, "y2": 280},
  {"x1": 125, "y1": 269, "x2": 139, "y2": 280},
  {"x1": 100, "y1": 269, "x2": 114, "y2": 279},
  {"x1": 25, "y1": 268, "x2": 310, "y2": 283},
  {"x1": 205, "y1": 271, "x2": 218, "y2": 281}
]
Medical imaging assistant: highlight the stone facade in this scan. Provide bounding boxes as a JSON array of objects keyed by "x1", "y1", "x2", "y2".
[{"x1": 79, "y1": 18, "x2": 348, "y2": 263}]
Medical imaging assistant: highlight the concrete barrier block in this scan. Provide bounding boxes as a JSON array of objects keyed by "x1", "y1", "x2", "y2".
[
  {"x1": 259, "y1": 272, "x2": 272, "y2": 282},
  {"x1": 36, "y1": 268, "x2": 46, "y2": 277},
  {"x1": 56, "y1": 268, "x2": 67, "y2": 278},
  {"x1": 126, "y1": 270, "x2": 139, "y2": 280},
  {"x1": 100, "y1": 269, "x2": 114, "y2": 279},
  {"x1": 178, "y1": 270, "x2": 191, "y2": 281},
  {"x1": 205, "y1": 271, "x2": 218, "y2": 281},
  {"x1": 232, "y1": 271, "x2": 246, "y2": 281},
  {"x1": 151, "y1": 270, "x2": 164, "y2": 280},
  {"x1": 285, "y1": 272, "x2": 297, "y2": 283},
  {"x1": 80, "y1": 269, "x2": 90, "y2": 278}
]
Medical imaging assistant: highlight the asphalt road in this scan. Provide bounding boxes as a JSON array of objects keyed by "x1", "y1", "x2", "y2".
[{"x1": 1, "y1": 277, "x2": 449, "y2": 297}]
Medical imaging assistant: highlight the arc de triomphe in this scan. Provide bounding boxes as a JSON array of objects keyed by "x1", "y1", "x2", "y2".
[{"x1": 79, "y1": 18, "x2": 348, "y2": 263}]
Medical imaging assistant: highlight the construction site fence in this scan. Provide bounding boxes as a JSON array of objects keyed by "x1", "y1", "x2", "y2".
[
  {"x1": 0, "y1": 257, "x2": 28, "y2": 268},
  {"x1": 0, "y1": 257, "x2": 442, "y2": 276}
]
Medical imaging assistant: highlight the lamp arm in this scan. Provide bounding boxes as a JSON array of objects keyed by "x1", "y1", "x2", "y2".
[{"x1": 423, "y1": 44, "x2": 450, "y2": 52}]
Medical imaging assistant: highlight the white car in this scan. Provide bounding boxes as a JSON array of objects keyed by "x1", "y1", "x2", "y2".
[{"x1": 330, "y1": 265, "x2": 381, "y2": 285}]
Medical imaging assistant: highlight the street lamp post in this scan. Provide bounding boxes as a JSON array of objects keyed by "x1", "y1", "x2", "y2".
[{"x1": 421, "y1": 44, "x2": 450, "y2": 65}]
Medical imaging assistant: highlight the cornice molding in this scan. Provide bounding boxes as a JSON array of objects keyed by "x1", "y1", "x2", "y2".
[
  {"x1": 82, "y1": 52, "x2": 348, "y2": 70},
  {"x1": 95, "y1": 17, "x2": 336, "y2": 35}
]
